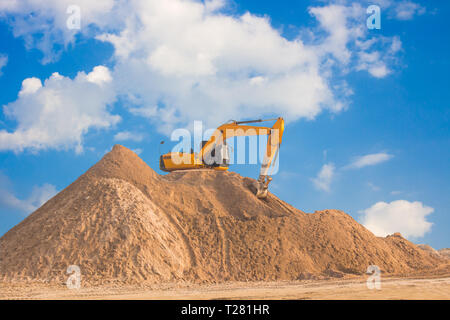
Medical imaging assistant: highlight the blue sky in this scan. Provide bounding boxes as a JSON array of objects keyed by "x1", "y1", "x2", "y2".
[{"x1": 0, "y1": 0, "x2": 448, "y2": 249}]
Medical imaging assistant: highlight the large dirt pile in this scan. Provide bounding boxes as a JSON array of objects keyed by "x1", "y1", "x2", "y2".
[
  {"x1": 439, "y1": 249, "x2": 450, "y2": 259},
  {"x1": 0, "y1": 145, "x2": 447, "y2": 285},
  {"x1": 417, "y1": 244, "x2": 442, "y2": 258}
]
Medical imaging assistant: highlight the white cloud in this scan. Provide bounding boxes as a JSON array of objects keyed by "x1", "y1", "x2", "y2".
[
  {"x1": 356, "y1": 51, "x2": 390, "y2": 78},
  {"x1": 27, "y1": 183, "x2": 58, "y2": 210},
  {"x1": 308, "y1": 3, "x2": 364, "y2": 65},
  {"x1": 360, "y1": 0, "x2": 426, "y2": 21},
  {"x1": 390, "y1": 36, "x2": 403, "y2": 53},
  {"x1": 86, "y1": 65, "x2": 113, "y2": 85},
  {"x1": 0, "y1": 66, "x2": 119, "y2": 153},
  {"x1": 368, "y1": 64, "x2": 390, "y2": 78},
  {"x1": 100, "y1": 1, "x2": 342, "y2": 133},
  {"x1": 0, "y1": 174, "x2": 57, "y2": 214},
  {"x1": 311, "y1": 163, "x2": 335, "y2": 192},
  {"x1": 114, "y1": 131, "x2": 144, "y2": 142},
  {"x1": 204, "y1": 0, "x2": 226, "y2": 13},
  {"x1": 129, "y1": 106, "x2": 158, "y2": 119},
  {"x1": 355, "y1": 36, "x2": 402, "y2": 78},
  {"x1": 132, "y1": 148, "x2": 143, "y2": 155},
  {"x1": 361, "y1": 200, "x2": 433, "y2": 238},
  {"x1": 0, "y1": 0, "x2": 404, "y2": 137},
  {"x1": 394, "y1": 1, "x2": 426, "y2": 20},
  {"x1": 346, "y1": 152, "x2": 393, "y2": 169},
  {"x1": 0, "y1": 190, "x2": 35, "y2": 213},
  {"x1": 0, "y1": 54, "x2": 7, "y2": 75},
  {"x1": 100, "y1": 0, "x2": 405, "y2": 133},
  {"x1": 19, "y1": 77, "x2": 42, "y2": 96}
]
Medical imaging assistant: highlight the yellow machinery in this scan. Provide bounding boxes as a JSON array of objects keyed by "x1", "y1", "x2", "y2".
[{"x1": 160, "y1": 117, "x2": 284, "y2": 199}]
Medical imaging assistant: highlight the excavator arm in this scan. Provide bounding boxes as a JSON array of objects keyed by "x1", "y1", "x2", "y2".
[{"x1": 255, "y1": 117, "x2": 284, "y2": 198}]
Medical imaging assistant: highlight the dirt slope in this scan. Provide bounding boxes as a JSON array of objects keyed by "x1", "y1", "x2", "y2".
[
  {"x1": 0, "y1": 145, "x2": 447, "y2": 285},
  {"x1": 439, "y1": 249, "x2": 450, "y2": 259}
]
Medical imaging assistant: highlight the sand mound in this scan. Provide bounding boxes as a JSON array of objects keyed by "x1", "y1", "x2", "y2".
[
  {"x1": 439, "y1": 249, "x2": 450, "y2": 259},
  {"x1": 0, "y1": 145, "x2": 447, "y2": 285},
  {"x1": 417, "y1": 244, "x2": 441, "y2": 258}
]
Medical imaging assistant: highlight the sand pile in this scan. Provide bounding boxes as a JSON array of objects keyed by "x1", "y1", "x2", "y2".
[
  {"x1": 0, "y1": 145, "x2": 447, "y2": 285},
  {"x1": 417, "y1": 244, "x2": 442, "y2": 258},
  {"x1": 439, "y1": 249, "x2": 450, "y2": 259}
]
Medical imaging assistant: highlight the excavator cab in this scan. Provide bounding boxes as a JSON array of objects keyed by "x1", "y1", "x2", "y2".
[{"x1": 201, "y1": 141, "x2": 230, "y2": 168}]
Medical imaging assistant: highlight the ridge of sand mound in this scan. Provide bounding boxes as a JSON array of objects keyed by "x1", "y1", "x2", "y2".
[
  {"x1": 417, "y1": 244, "x2": 442, "y2": 258},
  {"x1": 0, "y1": 145, "x2": 447, "y2": 285},
  {"x1": 439, "y1": 249, "x2": 450, "y2": 259}
]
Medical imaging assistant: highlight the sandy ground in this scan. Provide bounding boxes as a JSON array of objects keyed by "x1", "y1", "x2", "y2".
[{"x1": 1, "y1": 276, "x2": 449, "y2": 300}]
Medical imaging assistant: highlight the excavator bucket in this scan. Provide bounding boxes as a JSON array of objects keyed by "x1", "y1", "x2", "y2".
[
  {"x1": 255, "y1": 183, "x2": 268, "y2": 199},
  {"x1": 255, "y1": 176, "x2": 272, "y2": 199}
]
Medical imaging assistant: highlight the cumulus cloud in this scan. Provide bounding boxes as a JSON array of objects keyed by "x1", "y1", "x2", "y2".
[
  {"x1": 311, "y1": 163, "x2": 335, "y2": 192},
  {"x1": 0, "y1": 174, "x2": 57, "y2": 214},
  {"x1": 19, "y1": 77, "x2": 42, "y2": 95},
  {"x1": 346, "y1": 152, "x2": 393, "y2": 169},
  {"x1": 99, "y1": 0, "x2": 344, "y2": 133},
  {"x1": 3, "y1": 2, "x2": 402, "y2": 128},
  {"x1": 361, "y1": 200, "x2": 433, "y2": 238},
  {"x1": 114, "y1": 131, "x2": 144, "y2": 142},
  {"x1": 0, "y1": 66, "x2": 119, "y2": 153},
  {"x1": 100, "y1": 0, "x2": 406, "y2": 133},
  {"x1": 0, "y1": 0, "x2": 406, "y2": 144},
  {"x1": 0, "y1": 54, "x2": 7, "y2": 75}
]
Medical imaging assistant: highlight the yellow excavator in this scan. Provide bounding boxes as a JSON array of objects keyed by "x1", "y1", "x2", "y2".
[{"x1": 160, "y1": 117, "x2": 284, "y2": 199}]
